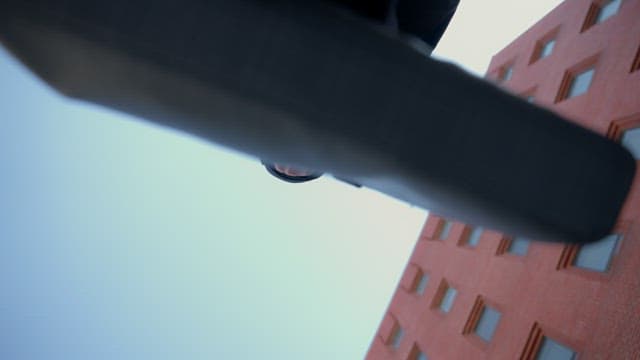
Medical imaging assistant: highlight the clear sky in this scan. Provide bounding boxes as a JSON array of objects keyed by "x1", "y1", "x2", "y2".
[{"x1": 0, "y1": 1, "x2": 563, "y2": 359}]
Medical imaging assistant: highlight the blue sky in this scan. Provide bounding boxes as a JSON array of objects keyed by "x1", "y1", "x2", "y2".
[{"x1": 0, "y1": 2, "x2": 562, "y2": 359}]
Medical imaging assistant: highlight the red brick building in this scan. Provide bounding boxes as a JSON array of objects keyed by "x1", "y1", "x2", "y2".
[{"x1": 366, "y1": 0, "x2": 640, "y2": 358}]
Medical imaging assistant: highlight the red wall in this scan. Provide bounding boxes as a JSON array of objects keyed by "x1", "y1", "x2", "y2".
[{"x1": 367, "y1": 0, "x2": 640, "y2": 358}]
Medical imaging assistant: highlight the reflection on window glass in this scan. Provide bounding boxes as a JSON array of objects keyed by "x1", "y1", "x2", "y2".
[
  {"x1": 574, "y1": 234, "x2": 620, "y2": 272},
  {"x1": 567, "y1": 68, "x2": 595, "y2": 98},
  {"x1": 536, "y1": 337, "x2": 577, "y2": 360},
  {"x1": 621, "y1": 127, "x2": 640, "y2": 159},
  {"x1": 475, "y1": 306, "x2": 502, "y2": 342}
]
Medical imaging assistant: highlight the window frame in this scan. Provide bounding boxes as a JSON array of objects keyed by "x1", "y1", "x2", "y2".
[
  {"x1": 530, "y1": 27, "x2": 560, "y2": 64},
  {"x1": 412, "y1": 269, "x2": 430, "y2": 295},
  {"x1": 431, "y1": 279, "x2": 458, "y2": 314},
  {"x1": 460, "y1": 226, "x2": 483, "y2": 247},
  {"x1": 607, "y1": 112, "x2": 640, "y2": 160},
  {"x1": 555, "y1": 54, "x2": 600, "y2": 103},
  {"x1": 439, "y1": 219, "x2": 453, "y2": 240},
  {"x1": 496, "y1": 236, "x2": 530, "y2": 257},
  {"x1": 631, "y1": 44, "x2": 640, "y2": 73},
  {"x1": 387, "y1": 323, "x2": 405, "y2": 349},
  {"x1": 499, "y1": 64, "x2": 514, "y2": 82},
  {"x1": 582, "y1": 0, "x2": 623, "y2": 32},
  {"x1": 463, "y1": 296, "x2": 503, "y2": 344},
  {"x1": 520, "y1": 323, "x2": 580, "y2": 360},
  {"x1": 408, "y1": 344, "x2": 428, "y2": 360},
  {"x1": 557, "y1": 233, "x2": 623, "y2": 273}
]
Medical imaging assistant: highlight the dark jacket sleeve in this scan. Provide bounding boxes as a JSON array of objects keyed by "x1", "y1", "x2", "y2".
[{"x1": 328, "y1": 0, "x2": 460, "y2": 48}]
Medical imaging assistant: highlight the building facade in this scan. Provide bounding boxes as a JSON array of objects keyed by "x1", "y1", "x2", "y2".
[{"x1": 366, "y1": 0, "x2": 640, "y2": 358}]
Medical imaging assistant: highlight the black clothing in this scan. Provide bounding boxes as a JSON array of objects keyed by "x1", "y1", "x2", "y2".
[{"x1": 329, "y1": 0, "x2": 460, "y2": 48}]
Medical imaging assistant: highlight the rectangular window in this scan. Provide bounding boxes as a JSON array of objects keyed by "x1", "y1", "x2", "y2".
[
  {"x1": 583, "y1": 0, "x2": 623, "y2": 31},
  {"x1": 414, "y1": 272, "x2": 429, "y2": 295},
  {"x1": 536, "y1": 337, "x2": 577, "y2": 360},
  {"x1": 521, "y1": 323, "x2": 578, "y2": 360},
  {"x1": 409, "y1": 345, "x2": 428, "y2": 360},
  {"x1": 540, "y1": 39, "x2": 556, "y2": 58},
  {"x1": 466, "y1": 227, "x2": 483, "y2": 247},
  {"x1": 389, "y1": 325, "x2": 404, "y2": 349},
  {"x1": 557, "y1": 67, "x2": 596, "y2": 102},
  {"x1": 621, "y1": 127, "x2": 640, "y2": 159},
  {"x1": 595, "y1": 0, "x2": 622, "y2": 23},
  {"x1": 567, "y1": 68, "x2": 595, "y2": 98},
  {"x1": 432, "y1": 279, "x2": 458, "y2": 313},
  {"x1": 532, "y1": 37, "x2": 556, "y2": 64},
  {"x1": 439, "y1": 220, "x2": 452, "y2": 240},
  {"x1": 574, "y1": 234, "x2": 620, "y2": 272},
  {"x1": 500, "y1": 65, "x2": 513, "y2": 82},
  {"x1": 508, "y1": 237, "x2": 530, "y2": 256},
  {"x1": 475, "y1": 307, "x2": 502, "y2": 342},
  {"x1": 464, "y1": 297, "x2": 502, "y2": 343},
  {"x1": 439, "y1": 286, "x2": 457, "y2": 313},
  {"x1": 631, "y1": 45, "x2": 640, "y2": 73}
]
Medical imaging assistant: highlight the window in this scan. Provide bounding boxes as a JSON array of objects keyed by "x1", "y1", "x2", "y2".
[
  {"x1": 583, "y1": 0, "x2": 622, "y2": 31},
  {"x1": 621, "y1": 127, "x2": 640, "y2": 159},
  {"x1": 536, "y1": 337, "x2": 577, "y2": 360},
  {"x1": 389, "y1": 325, "x2": 404, "y2": 349},
  {"x1": 508, "y1": 237, "x2": 530, "y2": 255},
  {"x1": 631, "y1": 45, "x2": 640, "y2": 72},
  {"x1": 499, "y1": 65, "x2": 513, "y2": 82},
  {"x1": 574, "y1": 234, "x2": 620, "y2": 272},
  {"x1": 521, "y1": 87, "x2": 537, "y2": 103},
  {"x1": 497, "y1": 236, "x2": 530, "y2": 256},
  {"x1": 408, "y1": 345, "x2": 428, "y2": 360},
  {"x1": 440, "y1": 287, "x2": 457, "y2": 312},
  {"x1": 439, "y1": 220, "x2": 452, "y2": 240},
  {"x1": 414, "y1": 272, "x2": 429, "y2": 295},
  {"x1": 539, "y1": 39, "x2": 556, "y2": 59},
  {"x1": 475, "y1": 307, "x2": 502, "y2": 342},
  {"x1": 567, "y1": 68, "x2": 595, "y2": 98},
  {"x1": 434, "y1": 282, "x2": 458, "y2": 313},
  {"x1": 557, "y1": 67, "x2": 595, "y2": 102},
  {"x1": 532, "y1": 38, "x2": 556, "y2": 63},
  {"x1": 466, "y1": 227, "x2": 483, "y2": 247},
  {"x1": 464, "y1": 297, "x2": 502, "y2": 342},
  {"x1": 595, "y1": 0, "x2": 622, "y2": 23},
  {"x1": 521, "y1": 323, "x2": 578, "y2": 360}
]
